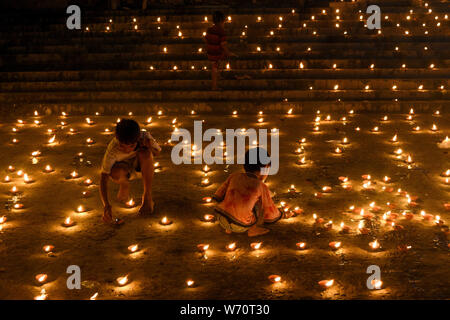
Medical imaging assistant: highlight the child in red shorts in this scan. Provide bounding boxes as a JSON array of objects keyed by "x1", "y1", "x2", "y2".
[{"x1": 205, "y1": 11, "x2": 236, "y2": 90}]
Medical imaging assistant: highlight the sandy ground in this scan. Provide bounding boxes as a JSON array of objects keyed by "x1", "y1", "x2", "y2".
[{"x1": 0, "y1": 111, "x2": 448, "y2": 300}]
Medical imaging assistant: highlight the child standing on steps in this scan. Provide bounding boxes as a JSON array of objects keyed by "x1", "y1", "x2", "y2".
[
  {"x1": 205, "y1": 11, "x2": 237, "y2": 91},
  {"x1": 100, "y1": 118, "x2": 161, "y2": 224},
  {"x1": 213, "y1": 147, "x2": 282, "y2": 237}
]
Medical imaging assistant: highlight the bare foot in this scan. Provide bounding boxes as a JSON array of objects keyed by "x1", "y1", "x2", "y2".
[
  {"x1": 248, "y1": 226, "x2": 269, "y2": 237},
  {"x1": 116, "y1": 183, "x2": 129, "y2": 203},
  {"x1": 138, "y1": 198, "x2": 154, "y2": 216}
]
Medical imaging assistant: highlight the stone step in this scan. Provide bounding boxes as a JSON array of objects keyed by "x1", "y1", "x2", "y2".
[
  {"x1": 3, "y1": 40, "x2": 448, "y2": 55},
  {"x1": 3, "y1": 56, "x2": 447, "y2": 71},
  {"x1": 0, "y1": 89, "x2": 447, "y2": 105},
  {"x1": 0, "y1": 78, "x2": 447, "y2": 92},
  {"x1": 1, "y1": 69, "x2": 448, "y2": 82},
  {"x1": 1, "y1": 99, "x2": 445, "y2": 116}
]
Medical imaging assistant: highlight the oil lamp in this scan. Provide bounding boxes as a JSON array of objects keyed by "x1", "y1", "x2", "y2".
[
  {"x1": 226, "y1": 243, "x2": 237, "y2": 251},
  {"x1": 296, "y1": 242, "x2": 307, "y2": 250},
  {"x1": 197, "y1": 244, "x2": 209, "y2": 252},
  {"x1": 43, "y1": 245, "x2": 54, "y2": 253},
  {"x1": 202, "y1": 197, "x2": 212, "y2": 204},
  {"x1": 4, "y1": 175, "x2": 10, "y2": 182},
  {"x1": 128, "y1": 244, "x2": 139, "y2": 253},
  {"x1": 250, "y1": 242, "x2": 262, "y2": 250},
  {"x1": 125, "y1": 199, "x2": 136, "y2": 208},
  {"x1": 0, "y1": 216, "x2": 6, "y2": 224},
  {"x1": 160, "y1": 216, "x2": 172, "y2": 225},
  {"x1": 63, "y1": 217, "x2": 75, "y2": 227},
  {"x1": 268, "y1": 275, "x2": 281, "y2": 283},
  {"x1": 186, "y1": 280, "x2": 195, "y2": 287},
  {"x1": 44, "y1": 165, "x2": 54, "y2": 173},
  {"x1": 369, "y1": 240, "x2": 380, "y2": 250},
  {"x1": 340, "y1": 222, "x2": 350, "y2": 233},
  {"x1": 371, "y1": 279, "x2": 383, "y2": 289},
  {"x1": 329, "y1": 241, "x2": 341, "y2": 249},
  {"x1": 116, "y1": 275, "x2": 129, "y2": 286},
  {"x1": 318, "y1": 279, "x2": 334, "y2": 288},
  {"x1": 83, "y1": 178, "x2": 92, "y2": 186},
  {"x1": 35, "y1": 274, "x2": 48, "y2": 283},
  {"x1": 86, "y1": 138, "x2": 95, "y2": 145},
  {"x1": 34, "y1": 289, "x2": 48, "y2": 300}
]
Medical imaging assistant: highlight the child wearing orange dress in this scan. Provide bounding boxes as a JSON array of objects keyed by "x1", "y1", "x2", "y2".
[{"x1": 213, "y1": 148, "x2": 282, "y2": 237}]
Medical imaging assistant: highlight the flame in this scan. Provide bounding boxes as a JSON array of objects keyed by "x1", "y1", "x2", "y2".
[
  {"x1": 227, "y1": 243, "x2": 236, "y2": 251},
  {"x1": 128, "y1": 244, "x2": 138, "y2": 252},
  {"x1": 90, "y1": 292, "x2": 98, "y2": 300},
  {"x1": 64, "y1": 217, "x2": 72, "y2": 225},
  {"x1": 186, "y1": 280, "x2": 195, "y2": 287},
  {"x1": 34, "y1": 289, "x2": 48, "y2": 300},
  {"x1": 251, "y1": 242, "x2": 262, "y2": 250},
  {"x1": 0, "y1": 216, "x2": 6, "y2": 224},
  {"x1": 117, "y1": 275, "x2": 128, "y2": 286},
  {"x1": 36, "y1": 274, "x2": 47, "y2": 283}
]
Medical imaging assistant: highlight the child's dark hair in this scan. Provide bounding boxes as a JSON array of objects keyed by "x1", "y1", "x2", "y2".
[
  {"x1": 244, "y1": 147, "x2": 271, "y2": 173},
  {"x1": 115, "y1": 118, "x2": 140, "y2": 145},
  {"x1": 213, "y1": 11, "x2": 225, "y2": 24}
]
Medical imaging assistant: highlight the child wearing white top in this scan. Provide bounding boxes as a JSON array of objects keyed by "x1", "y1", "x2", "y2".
[{"x1": 100, "y1": 118, "x2": 161, "y2": 224}]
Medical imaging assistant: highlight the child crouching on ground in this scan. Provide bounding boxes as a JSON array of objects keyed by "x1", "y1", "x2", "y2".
[
  {"x1": 213, "y1": 147, "x2": 282, "y2": 237},
  {"x1": 100, "y1": 118, "x2": 161, "y2": 224}
]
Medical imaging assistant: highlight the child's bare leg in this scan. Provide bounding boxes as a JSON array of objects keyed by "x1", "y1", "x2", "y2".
[
  {"x1": 137, "y1": 148, "x2": 155, "y2": 214},
  {"x1": 110, "y1": 163, "x2": 130, "y2": 203},
  {"x1": 248, "y1": 200, "x2": 269, "y2": 237},
  {"x1": 211, "y1": 61, "x2": 218, "y2": 90}
]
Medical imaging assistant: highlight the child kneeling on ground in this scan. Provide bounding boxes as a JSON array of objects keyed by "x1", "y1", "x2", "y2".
[{"x1": 213, "y1": 147, "x2": 282, "y2": 237}]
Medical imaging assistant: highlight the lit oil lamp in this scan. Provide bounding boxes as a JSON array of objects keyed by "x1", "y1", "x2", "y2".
[
  {"x1": 288, "y1": 184, "x2": 296, "y2": 193},
  {"x1": 43, "y1": 245, "x2": 54, "y2": 253},
  {"x1": 226, "y1": 242, "x2": 237, "y2": 251},
  {"x1": 44, "y1": 165, "x2": 54, "y2": 173},
  {"x1": 341, "y1": 137, "x2": 349, "y2": 145},
  {"x1": 10, "y1": 186, "x2": 19, "y2": 194},
  {"x1": 334, "y1": 147, "x2": 343, "y2": 154},
  {"x1": 431, "y1": 124, "x2": 438, "y2": 132},
  {"x1": 369, "y1": 202, "x2": 381, "y2": 212},
  {"x1": 116, "y1": 275, "x2": 129, "y2": 286},
  {"x1": 186, "y1": 280, "x2": 195, "y2": 287},
  {"x1": 0, "y1": 216, "x2": 7, "y2": 224},
  {"x1": 441, "y1": 169, "x2": 450, "y2": 177},
  {"x1": 13, "y1": 203, "x2": 24, "y2": 209},
  {"x1": 435, "y1": 215, "x2": 443, "y2": 226},
  {"x1": 76, "y1": 205, "x2": 86, "y2": 213},
  {"x1": 297, "y1": 156, "x2": 307, "y2": 165},
  {"x1": 86, "y1": 138, "x2": 95, "y2": 145},
  {"x1": 128, "y1": 244, "x2": 139, "y2": 253},
  {"x1": 294, "y1": 147, "x2": 304, "y2": 155},
  {"x1": 69, "y1": 171, "x2": 79, "y2": 179},
  {"x1": 268, "y1": 275, "x2": 281, "y2": 283},
  {"x1": 34, "y1": 289, "x2": 48, "y2": 300},
  {"x1": 371, "y1": 126, "x2": 380, "y2": 133},
  {"x1": 371, "y1": 279, "x2": 383, "y2": 289},
  {"x1": 322, "y1": 186, "x2": 332, "y2": 193},
  {"x1": 201, "y1": 177, "x2": 210, "y2": 186},
  {"x1": 35, "y1": 274, "x2": 48, "y2": 284},
  {"x1": 83, "y1": 178, "x2": 92, "y2": 186},
  {"x1": 11, "y1": 138, "x2": 19, "y2": 144},
  {"x1": 202, "y1": 165, "x2": 210, "y2": 173},
  {"x1": 369, "y1": 240, "x2": 380, "y2": 250},
  {"x1": 296, "y1": 242, "x2": 307, "y2": 250},
  {"x1": 324, "y1": 220, "x2": 333, "y2": 230},
  {"x1": 48, "y1": 135, "x2": 56, "y2": 145},
  {"x1": 390, "y1": 134, "x2": 398, "y2": 143},
  {"x1": 160, "y1": 216, "x2": 172, "y2": 225},
  {"x1": 63, "y1": 217, "x2": 75, "y2": 227},
  {"x1": 8, "y1": 165, "x2": 15, "y2": 172},
  {"x1": 197, "y1": 244, "x2": 209, "y2": 252},
  {"x1": 4, "y1": 175, "x2": 11, "y2": 183},
  {"x1": 329, "y1": 241, "x2": 341, "y2": 250},
  {"x1": 340, "y1": 222, "x2": 350, "y2": 233},
  {"x1": 125, "y1": 199, "x2": 136, "y2": 208},
  {"x1": 318, "y1": 279, "x2": 334, "y2": 289},
  {"x1": 202, "y1": 197, "x2": 212, "y2": 204},
  {"x1": 383, "y1": 176, "x2": 391, "y2": 183},
  {"x1": 250, "y1": 242, "x2": 262, "y2": 250},
  {"x1": 356, "y1": 221, "x2": 370, "y2": 233}
]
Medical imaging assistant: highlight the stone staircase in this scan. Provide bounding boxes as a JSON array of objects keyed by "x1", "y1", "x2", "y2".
[{"x1": 0, "y1": 0, "x2": 449, "y2": 114}]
